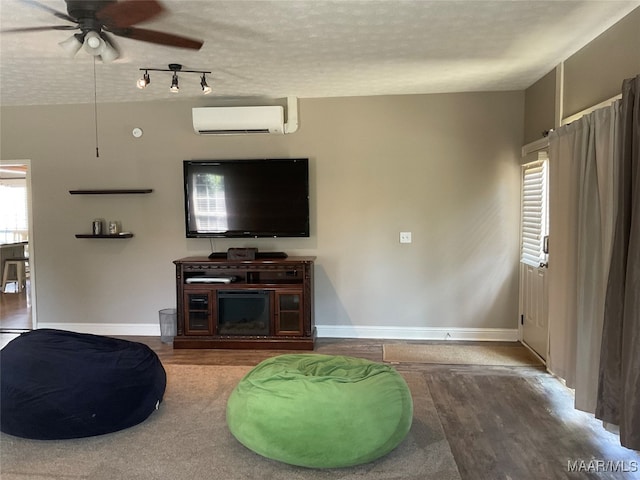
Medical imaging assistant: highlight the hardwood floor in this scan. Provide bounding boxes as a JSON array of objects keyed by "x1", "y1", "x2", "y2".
[
  {"x1": 0, "y1": 281, "x2": 31, "y2": 331},
  {"x1": 1, "y1": 333, "x2": 638, "y2": 478},
  {"x1": 425, "y1": 370, "x2": 640, "y2": 480}
]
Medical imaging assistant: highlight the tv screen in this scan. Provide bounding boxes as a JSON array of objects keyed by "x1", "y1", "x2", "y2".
[{"x1": 183, "y1": 158, "x2": 310, "y2": 238}]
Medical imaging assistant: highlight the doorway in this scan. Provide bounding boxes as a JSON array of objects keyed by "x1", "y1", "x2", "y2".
[
  {"x1": 519, "y1": 154, "x2": 549, "y2": 359},
  {"x1": 0, "y1": 159, "x2": 35, "y2": 332}
]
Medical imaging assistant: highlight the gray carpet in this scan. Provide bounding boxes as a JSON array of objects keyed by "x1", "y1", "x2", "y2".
[{"x1": 0, "y1": 364, "x2": 461, "y2": 480}]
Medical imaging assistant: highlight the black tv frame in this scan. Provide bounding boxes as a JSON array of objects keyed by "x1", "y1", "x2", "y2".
[{"x1": 183, "y1": 158, "x2": 310, "y2": 239}]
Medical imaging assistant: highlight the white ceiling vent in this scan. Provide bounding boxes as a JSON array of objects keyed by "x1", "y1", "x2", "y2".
[{"x1": 193, "y1": 105, "x2": 284, "y2": 135}]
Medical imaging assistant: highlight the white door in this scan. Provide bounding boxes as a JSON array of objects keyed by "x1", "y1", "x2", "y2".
[
  {"x1": 519, "y1": 156, "x2": 549, "y2": 359},
  {"x1": 521, "y1": 262, "x2": 548, "y2": 358}
]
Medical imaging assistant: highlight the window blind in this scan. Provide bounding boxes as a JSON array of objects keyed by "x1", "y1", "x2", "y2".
[{"x1": 521, "y1": 156, "x2": 548, "y2": 266}]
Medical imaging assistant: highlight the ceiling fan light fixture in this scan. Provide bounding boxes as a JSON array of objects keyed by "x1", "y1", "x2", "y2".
[
  {"x1": 137, "y1": 71, "x2": 151, "y2": 89},
  {"x1": 58, "y1": 34, "x2": 83, "y2": 58},
  {"x1": 83, "y1": 31, "x2": 104, "y2": 56},
  {"x1": 170, "y1": 72, "x2": 179, "y2": 93},
  {"x1": 201, "y1": 74, "x2": 212, "y2": 95},
  {"x1": 99, "y1": 39, "x2": 119, "y2": 63},
  {"x1": 3, "y1": 0, "x2": 205, "y2": 66}
]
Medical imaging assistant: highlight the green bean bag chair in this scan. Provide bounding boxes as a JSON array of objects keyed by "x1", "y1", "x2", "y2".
[{"x1": 226, "y1": 354, "x2": 413, "y2": 468}]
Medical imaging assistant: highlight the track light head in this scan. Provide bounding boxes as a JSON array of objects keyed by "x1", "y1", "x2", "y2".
[
  {"x1": 137, "y1": 71, "x2": 150, "y2": 89},
  {"x1": 170, "y1": 72, "x2": 179, "y2": 92},
  {"x1": 201, "y1": 74, "x2": 212, "y2": 95}
]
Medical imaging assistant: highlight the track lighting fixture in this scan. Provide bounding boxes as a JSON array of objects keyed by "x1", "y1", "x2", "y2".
[{"x1": 137, "y1": 64, "x2": 212, "y2": 95}]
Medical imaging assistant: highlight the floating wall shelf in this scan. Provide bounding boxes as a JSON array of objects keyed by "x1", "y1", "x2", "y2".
[
  {"x1": 69, "y1": 189, "x2": 153, "y2": 195},
  {"x1": 75, "y1": 234, "x2": 134, "y2": 239},
  {"x1": 70, "y1": 189, "x2": 151, "y2": 238}
]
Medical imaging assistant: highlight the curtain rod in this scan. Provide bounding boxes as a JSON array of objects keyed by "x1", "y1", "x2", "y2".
[
  {"x1": 522, "y1": 92, "x2": 622, "y2": 157},
  {"x1": 561, "y1": 94, "x2": 622, "y2": 126}
]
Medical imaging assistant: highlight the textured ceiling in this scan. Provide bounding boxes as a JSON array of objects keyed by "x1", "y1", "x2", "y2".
[{"x1": 0, "y1": 0, "x2": 638, "y2": 106}]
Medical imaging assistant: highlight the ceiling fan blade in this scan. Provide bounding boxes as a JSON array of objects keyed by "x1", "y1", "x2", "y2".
[
  {"x1": 21, "y1": 0, "x2": 77, "y2": 23},
  {"x1": 110, "y1": 27, "x2": 203, "y2": 50},
  {"x1": 96, "y1": 0, "x2": 165, "y2": 29},
  {"x1": 1, "y1": 25, "x2": 78, "y2": 33}
]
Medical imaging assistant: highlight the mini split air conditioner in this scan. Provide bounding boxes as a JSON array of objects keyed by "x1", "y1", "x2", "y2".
[{"x1": 192, "y1": 105, "x2": 285, "y2": 135}]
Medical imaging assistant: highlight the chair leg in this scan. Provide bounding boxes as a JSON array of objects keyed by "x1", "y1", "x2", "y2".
[
  {"x1": 16, "y1": 262, "x2": 24, "y2": 292},
  {"x1": 1, "y1": 261, "x2": 26, "y2": 293},
  {"x1": 1, "y1": 264, "x2": 9, "y2": 293}
]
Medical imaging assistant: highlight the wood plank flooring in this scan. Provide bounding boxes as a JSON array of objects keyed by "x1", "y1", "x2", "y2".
[
  {"x1": 2, "y1": 334, "x2": 639, "y2": 479},
  {"x1": 0, "y1": 282, "x2": 32, "y2": 331},
  {"x1": 425, "y1": 371, "x2": 639, "y2": 479}
]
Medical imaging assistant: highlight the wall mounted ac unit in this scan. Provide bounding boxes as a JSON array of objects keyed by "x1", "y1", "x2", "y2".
[{"x1": 193, "y1": 105, "x2": 285, "y2": 135}]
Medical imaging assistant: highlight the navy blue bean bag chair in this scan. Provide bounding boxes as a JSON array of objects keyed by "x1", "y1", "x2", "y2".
[{"x1": 0, "y1": 329, "x2": 166, "y2": 440}]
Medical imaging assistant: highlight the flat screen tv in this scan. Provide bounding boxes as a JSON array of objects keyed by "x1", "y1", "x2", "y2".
[{"x1": 183, "y1": 158, "x2": 310, "y2": 238}]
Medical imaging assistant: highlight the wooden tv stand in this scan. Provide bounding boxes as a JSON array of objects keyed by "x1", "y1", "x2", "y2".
[{"x1": 173, "y1": 256, "x2": 315, "y2": 350}]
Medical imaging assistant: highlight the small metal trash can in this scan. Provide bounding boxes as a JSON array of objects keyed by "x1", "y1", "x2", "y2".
[{"x1": 159, "y1": 308, "x2": 177, "y2": 344}]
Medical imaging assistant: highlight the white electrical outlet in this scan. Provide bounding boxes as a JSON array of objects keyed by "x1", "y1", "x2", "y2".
[{"x1": 400, "y1": 232, "x2": 412, "y2": 243}]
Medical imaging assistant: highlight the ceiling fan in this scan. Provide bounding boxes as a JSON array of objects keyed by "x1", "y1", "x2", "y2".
[{"x1": 1, "y1": 0, "x2": 204, "y2": 62}]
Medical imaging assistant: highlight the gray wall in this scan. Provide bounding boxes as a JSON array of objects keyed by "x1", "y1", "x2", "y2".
[
  {"x1": 523, "y1": 6, "x2": 640, "y2": 143},
  {"x1": 564, "y1": 6, "x2": 640, "y2": 118},
  {"x1": 1, "y1": 91, "x2": 524, "y2": 338},
  {"x1": 524, "y1": 68, "x2": 556, "y2": 144}
]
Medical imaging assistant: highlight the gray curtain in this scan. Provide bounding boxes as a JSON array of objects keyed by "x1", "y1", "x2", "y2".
[
  {"x1": 596, "y1": 74, "x2": 640, "y2": 450},
  {"x1": 547, "y1": 104, "x2": 620, "y2": 413}
]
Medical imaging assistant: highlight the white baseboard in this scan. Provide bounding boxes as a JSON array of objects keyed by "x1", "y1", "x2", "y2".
[
  {"x1": 37, "y1": 323, "x2": 160, "y2": 336},
  {"x1": 35, "y1": 323, "x2": 518, "y2": 342},
  {"x1": 315, "y1": 325, "x2": 519, "y2": 342}
]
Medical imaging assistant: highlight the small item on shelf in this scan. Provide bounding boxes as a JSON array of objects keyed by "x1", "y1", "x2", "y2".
[
  {"x1": 108, "y1": 221, "x2": 120, "y2": 235},
  {"x1": 92, "y1": 219, "x2": 104, "y2": 235}
]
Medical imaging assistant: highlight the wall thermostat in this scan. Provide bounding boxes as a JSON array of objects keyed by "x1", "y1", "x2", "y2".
[{"x1": 132, "y1": 128, "x2": 143, "y2": 138}]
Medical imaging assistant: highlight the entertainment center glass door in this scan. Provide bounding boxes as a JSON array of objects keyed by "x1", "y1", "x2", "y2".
[
  {"x1": 184, "y1": 291, "x2": 214, "y2": 335},
  {"x1": 274, "y1": 290, "x2": 303, "y2": 335}
]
